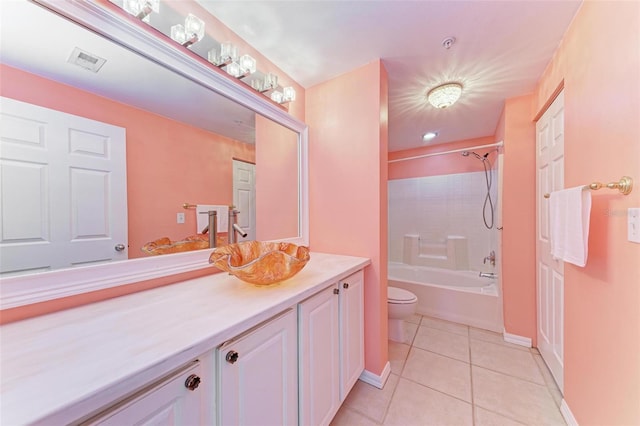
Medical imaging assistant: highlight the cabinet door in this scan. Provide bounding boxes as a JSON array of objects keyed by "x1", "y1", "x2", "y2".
[
  {"x1": 339, "y1": 270, "x2": 365, "y2": 400},
  {"x1": 299, "y1": 285, "x2": 340, "y2": 426},
  {"x1": 83, "y1": 360, "x2": 206, "y2": 426},
  {"x1": 218, "y1": 309, "x2": 298, "y2": 426}
]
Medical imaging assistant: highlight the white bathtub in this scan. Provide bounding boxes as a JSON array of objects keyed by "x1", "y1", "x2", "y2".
[{"x1": 388, "y1": 262, "x2": 503, "y2": 332}]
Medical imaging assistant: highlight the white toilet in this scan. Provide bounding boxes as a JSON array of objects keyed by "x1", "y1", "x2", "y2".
[{"x1": 388, "y1": 286, "x2": 418, "y2": 342}]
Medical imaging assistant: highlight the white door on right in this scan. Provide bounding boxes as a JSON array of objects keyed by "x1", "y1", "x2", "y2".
[{"x1": 536, "y1": 90, "x2": 565, "y2": 392}]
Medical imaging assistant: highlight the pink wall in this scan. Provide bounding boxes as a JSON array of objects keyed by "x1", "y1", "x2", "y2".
[
  {"x1": 255, "y1": 115, "x2": 299, "y2": 240},
  {"x1": 307, "y1": 60, "x2": 389, "y2": 376},
  {"x1": 389, "y1": 136, "x2": 496, "y2": 180},
  {"x1": 532, "y1": 2, "x2": 640, "y2": 424},
  {"x1": 0, "y1": 64, "x2": 255, "y2": 257},
  {"x1": 495, "y1": 95, "x2": 537, "y2": 342}
]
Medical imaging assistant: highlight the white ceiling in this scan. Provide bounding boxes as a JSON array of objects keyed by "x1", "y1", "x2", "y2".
[{"x1": 197, "y1": 0, "x2": 582, "y2": 152}]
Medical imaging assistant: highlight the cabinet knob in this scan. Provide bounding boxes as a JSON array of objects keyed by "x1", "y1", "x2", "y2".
[
  {"x1": 184, "y1": 374, "x2": 201, "y2": 391},
  {"x1": 226, "y1": 350, "x2": 239, "y2": 364},
  {"x1": 343, "y1": 282, "x2": 349, "y2": 289},
  {"x1": 333, "y1": 288, "x2": 340, "y2": 295}
]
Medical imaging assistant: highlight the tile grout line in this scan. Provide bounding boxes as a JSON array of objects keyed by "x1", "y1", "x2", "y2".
[
  {"x1": 377, "y1": 314, "x2": 423, "y2": 425},
  {"x1": 469, "y1": 326, "x2": 476, "y2": 426}
]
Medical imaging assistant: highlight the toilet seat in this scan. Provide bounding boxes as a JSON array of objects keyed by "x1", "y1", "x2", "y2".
[{"x1": 388, "y1": 286, "x2": 417, "y2": 304}]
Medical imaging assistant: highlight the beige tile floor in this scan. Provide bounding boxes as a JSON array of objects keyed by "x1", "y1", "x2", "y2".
[{"x1": 331, "y1": 315, "x2": 566, "y2": 426}]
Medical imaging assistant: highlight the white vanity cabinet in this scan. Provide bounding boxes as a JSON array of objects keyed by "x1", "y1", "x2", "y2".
[
  {"x1": 82, "y1": 355, "x2": 214, "y2": 426},
  {"x1": 1, "y1": 253, "x2": 370, "y2": 425},
  {"x1": 298, "y1": 285, "x2": 341, "y2": 425},
  {"x1": 217, "y1": 309, "x2": 298, "y2": 426},
  {"x1": 338, "y1": 270, "x2": 365, "y2": 399},
  {"x1": 299, "y1": 270, "x2": 365, "y2": 425}
]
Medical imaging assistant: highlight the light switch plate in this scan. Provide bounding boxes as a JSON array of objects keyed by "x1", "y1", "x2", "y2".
[
  {"x1": 177, "y1": 212, "x2": 185, "y2": 224},
  {"x1": 629, "y1": 208, "x2": 640, "y2": 243}
]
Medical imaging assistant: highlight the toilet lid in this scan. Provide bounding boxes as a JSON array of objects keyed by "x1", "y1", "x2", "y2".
[{"x1": 388, "y1": 286, "x2": 417, "y2": 303}]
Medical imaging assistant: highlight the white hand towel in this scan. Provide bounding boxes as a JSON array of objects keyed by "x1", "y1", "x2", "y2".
[
  {"x1": 549, "y1": 186, "x2": 592, "y2": 267},
  {"x1": 196, "y1": 205, "x2": 229, "y2": 234}
]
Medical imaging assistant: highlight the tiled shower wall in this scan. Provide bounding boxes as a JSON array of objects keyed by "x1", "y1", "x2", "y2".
[{"x1": 388, "y1": 171, "x2": 499, "y2": 272}]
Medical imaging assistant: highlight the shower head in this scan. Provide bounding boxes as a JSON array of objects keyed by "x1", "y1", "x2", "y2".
[{"x1": 462, "y1": 151, "x2": 484, "y2": 160}]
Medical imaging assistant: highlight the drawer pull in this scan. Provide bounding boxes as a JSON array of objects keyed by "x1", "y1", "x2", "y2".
[
  {"x1": 226, "y1": 350, "x2": 239, "y2": 364},
  {"x1": 184, "y1": 374, "x2": 201, "y2": 391}
]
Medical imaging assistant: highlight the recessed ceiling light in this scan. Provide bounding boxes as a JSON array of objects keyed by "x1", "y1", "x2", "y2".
[{"x1": 422, "y1": 132, "x2": 438, "y2": 141}]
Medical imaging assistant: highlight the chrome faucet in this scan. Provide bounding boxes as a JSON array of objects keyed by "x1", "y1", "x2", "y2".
[
  {"x1": 200, "y1": 210, "x2": 217, "y2": 248},
  {"x1": 483, "y1": 250, "x2": 496, "y2": 267},
  {"x1": 479, "y1": 272, "x2": 497, "y2": 279},
  {"x1": 228, "y1": 209, "x2": 248, "y2": 244}
]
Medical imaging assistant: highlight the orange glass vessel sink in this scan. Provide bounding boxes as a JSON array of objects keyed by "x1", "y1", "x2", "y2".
[{"x1": 208, "y1": 241, "x2": 310, "y2": 285}]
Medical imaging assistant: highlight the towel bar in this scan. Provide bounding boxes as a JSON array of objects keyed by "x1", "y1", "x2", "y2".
[
  {"x1": 543, "y1": 176, "x2": 633, "y2": 198},
  {"x1": 183, "y1": 203, "x2": 197, "y2": 209}
]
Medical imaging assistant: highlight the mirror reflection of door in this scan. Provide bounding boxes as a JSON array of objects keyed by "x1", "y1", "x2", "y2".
[
  {"x1": 0, "y1": 97, "x2": 128, "y2": 276},
  {"x1": 233, "y1": 159, "x2": 256, "y2": 242}
]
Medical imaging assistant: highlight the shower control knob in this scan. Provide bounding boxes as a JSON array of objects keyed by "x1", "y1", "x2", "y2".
[
  {"x1": 226, "y1": 350, "x2": 239, "y2": 364},
  {"x1": 343, "y1": 283, "x2": 349, "y2": 289},
  {"x1": 184, "y1": 374, "x2": 201, "y2": 391}
]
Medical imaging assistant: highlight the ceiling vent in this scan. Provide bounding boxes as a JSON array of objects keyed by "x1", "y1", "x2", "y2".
[{"x1": 67, "y1": 47, "x2": 106, "y2": 73}]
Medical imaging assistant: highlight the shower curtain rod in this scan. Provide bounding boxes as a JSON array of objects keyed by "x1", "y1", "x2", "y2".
[{"x1": 388, "y1": 141, "x2": 504, "y2": 163}]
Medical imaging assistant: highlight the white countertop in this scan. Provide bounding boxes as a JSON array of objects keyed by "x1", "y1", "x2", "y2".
[{"x1": 0, "y1": 252, "x2": 370, "y2": 425}]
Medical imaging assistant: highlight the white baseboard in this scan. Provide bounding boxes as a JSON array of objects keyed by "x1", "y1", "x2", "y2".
[
  {"x1": 358, "y1": 361, "x2": 391, "y2": 389},
  {"x1": 560, "y1": 399, "x2": 578, "y2": 426},
  {"x1": 503, "y1": 330, "x2": 532, "y2": 348}
]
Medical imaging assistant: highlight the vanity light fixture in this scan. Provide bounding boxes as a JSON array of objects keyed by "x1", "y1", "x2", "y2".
[
  {"x1": 427, "y1": 82, "x2": 463, "y2": 109},
  {"x1": 282, "y1": 86, "x2": 296, "y2": 102},
  {"x1": 270, "y1": 90, "x2": 284, "y2": 103},
  {"x1": 112, "y1": 1, "x2": 295, "y2": 104},
  {"x1": 422, "y1": 131, "x2": 438, "y2": 141},
  {"x1": 170, "y1": 13, "x2": 205, "y2": 48},
  {"x1": 208, "y1": 42, "x2": 240, "y2": 67},
  {"x1": 270, "y1": 87, "x2": 296, "y2": 104},
  {"x1": 227, "y1": 54, "x2": 256, "y2": 79},
  {"x1": 262, "y1": 72, "x2": 279, "y2": 92},
  {"x1": 122, "y1": 0, "x2": 159, "y2": 22}
]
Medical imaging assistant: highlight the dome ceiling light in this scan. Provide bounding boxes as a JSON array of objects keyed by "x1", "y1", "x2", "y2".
[{"x1": 427, "y1": 82, "x2": 463, "y2": 109}]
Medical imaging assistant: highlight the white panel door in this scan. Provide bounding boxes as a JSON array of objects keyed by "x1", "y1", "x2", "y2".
[
  {"x1": 339, "y1": 270, "x2": 365, "y2": 400},
  {"x1": 299, "y1": 285, "x2": 340, "y2": 426},
  {"x1": 218, "y1": 309, "x2": 298, "y2": 426},
  {"x1": 232, "y1": 159, "x2": 255, "y2": 241},
  {"x1": 536, "y1": 90, "x2": 565, "y2": 392},
  {"x1": 0, "y1": 97, "x2": 127, "y2": 275}
]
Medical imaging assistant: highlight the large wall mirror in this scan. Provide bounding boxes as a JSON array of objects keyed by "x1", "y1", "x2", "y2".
[{"x1": 0, "y1": 0, "x2": 308, "y2": 308}]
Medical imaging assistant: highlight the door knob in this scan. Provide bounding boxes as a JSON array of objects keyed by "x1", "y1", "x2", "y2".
[
  {"x1": 226, "y1": 350, "x2": 239, "y2": 364},
  {"x1": 114, "y1": 244, "x2": 126, "y2": 252},
  {"x1": 184, "y1": 374, "x2": 201, "y2": 391}
]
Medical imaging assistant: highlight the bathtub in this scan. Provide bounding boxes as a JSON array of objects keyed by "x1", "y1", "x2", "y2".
[{"x1": 388, "y1": 262, "x2": 503, "y2": 332}]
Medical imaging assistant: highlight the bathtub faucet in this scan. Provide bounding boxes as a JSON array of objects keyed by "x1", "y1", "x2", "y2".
[
  {"x1": 483, "y1": 250, "x2": 496, "y2": 267},
  {"x1": 479, "y1": 272, "x2": 497, "y2": 279}
]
